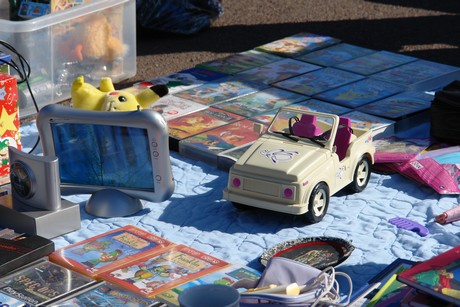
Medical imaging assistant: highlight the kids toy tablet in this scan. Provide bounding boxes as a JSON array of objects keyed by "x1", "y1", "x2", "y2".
[{"x1": 37, "y1": 104, "x2": 175, "y2": 218}]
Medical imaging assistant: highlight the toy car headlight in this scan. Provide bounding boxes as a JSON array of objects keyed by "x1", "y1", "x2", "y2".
[
  {"x1": 282, "y1": 185, "x2": 295, "y2": 199},
  {"x1": 231, "y1": 177, "x2": 242, "y2": 188}
]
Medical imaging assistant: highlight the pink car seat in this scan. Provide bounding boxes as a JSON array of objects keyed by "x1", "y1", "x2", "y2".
[
  {"x1": 292, "y1": 114, "x2": 322, "y2": 138},
  {"x1": 334, "y1": 117, "x2": 353, "y2": 160}
]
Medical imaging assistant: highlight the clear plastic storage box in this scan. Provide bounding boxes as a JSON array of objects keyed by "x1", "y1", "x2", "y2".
[{"x1": 0, "y1": 0, "x2": 137, "y2": 118}]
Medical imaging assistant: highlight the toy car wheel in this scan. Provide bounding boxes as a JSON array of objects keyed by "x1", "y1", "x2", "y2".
[
  {"x1": 349, "y1": 156, "x2": 371, "y2": 193},
  {"x1": 305, "y1": 182, "x2": 329, "y2": 223}
]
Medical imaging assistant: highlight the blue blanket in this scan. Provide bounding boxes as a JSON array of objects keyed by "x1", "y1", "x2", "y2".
[{"x1": 18, "y1": 120, "x2": 460, "y2": 297}]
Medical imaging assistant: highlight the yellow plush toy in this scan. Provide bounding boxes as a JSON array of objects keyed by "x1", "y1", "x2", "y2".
[{"x1": 71, "y1": 76, "x2": 168, "y2": 111}]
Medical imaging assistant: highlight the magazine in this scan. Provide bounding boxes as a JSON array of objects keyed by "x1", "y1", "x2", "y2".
[
  {"x1": 397, "y1": 246, "x2": 460, "y2": 305},
  {"x1": 99, "y1": 244, "x2": 229, "y2": 298},
  {"x1": 48, "y1": 225, "x2": 174, "y2": 279}
]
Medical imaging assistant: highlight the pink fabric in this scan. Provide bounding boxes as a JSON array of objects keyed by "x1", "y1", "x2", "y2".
[{"x1": 334, "y1": 117, "x2": 353, "y2": 160}]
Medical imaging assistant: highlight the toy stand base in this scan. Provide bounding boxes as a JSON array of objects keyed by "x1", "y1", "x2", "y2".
[{"x1": 0, "y1": 194, "x2": 81, "y2": 239}]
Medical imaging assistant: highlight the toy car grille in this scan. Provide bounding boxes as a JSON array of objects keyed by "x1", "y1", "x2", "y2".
[{"x1": 244, "y1": 179, "x2": 279, "y2": 196}]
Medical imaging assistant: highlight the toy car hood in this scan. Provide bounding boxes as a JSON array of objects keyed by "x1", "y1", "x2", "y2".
[{"x1": 233, "y1": 139, "x2": 328, "y2": 179}]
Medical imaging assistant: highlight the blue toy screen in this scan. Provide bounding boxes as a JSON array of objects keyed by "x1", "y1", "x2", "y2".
[{"x1": 50, "y1": 122, "x2": 154, "y2": 191}]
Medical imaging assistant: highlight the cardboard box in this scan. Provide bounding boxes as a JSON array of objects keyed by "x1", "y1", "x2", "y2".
[
  {"x1": 0, "y1": 0, "x2": 136, "y2": 119},
  {"x1": 0, "y1": 73, "x2": 21, "y2": 184}
]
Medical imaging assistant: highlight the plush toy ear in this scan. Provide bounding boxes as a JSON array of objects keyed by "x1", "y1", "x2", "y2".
[
  {"x1": 99, "y1": 77, "x2": 115, "y2": 92},
  {"x1": 135, "y1": 84, "x2": 169, "y2": 109}
]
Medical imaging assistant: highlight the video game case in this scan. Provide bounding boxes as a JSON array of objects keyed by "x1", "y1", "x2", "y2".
[
  {"x1": 356, "y1": 90, "x2": 434, "y2": 120},
  {"x1": 167, "y1": 107, "x2": 245, "y2": 151},
  {"x1": 178, "y1": 119, "x2": 267, "y2": 167},
  {"x1": 50, "y1": 281, "x2": 164, "y2": 306},
  {"x1": 0, "y1": 259, "x2": 97, "y2": 306},
  {"x1": 173, "y1": 76, "x2": 268, "y2": 106},
  {"x1": 369, "y1": 59, "x2": 460, "y2": 88},
  {"x1": 273, "y1": 67, "x2": 365, "y2": 96},
  {"x1": 289, "y1": 99, "x2": 353, "y2": 115},
  {"x1": 156, "y1": 263, "x2": 262, "y2": 307},
  {"x1": 197, "y1": 49, "x2": 284, "y2": 75},
  {"x1": 295, "y1": 42, "x2": 376, "y2": 67},
  {"x1": 99, "y1": 244, "x2": 230, "y2": 299},
  {"x1": 139, "y1": 67, "x2": 229, "y2": 95},
  {"x1": 343, "y1": 110, "x2": 395, "y2": 138},
  {"x1": 0, "y1": 291, "x2": 27, "y2": 307},
  {"x1": 333, "y1": 50, "x2": 417, "y2": 75},
  {"x1": 48, "y1": 225, "x2": 174, "y2": 279},
  {"x1": 148, "y1": 95, "x2": 208, "y2": 121},
  {"x1": 255, "y1": 32, "x2": 341, "y2": 58},
  {"x1": 0, "y1": 229, "x2": 55, "y2": 277},
  {"x1": 213, "y1": 86, "x2": 309, "y2": 118},
  {"x1": 313, "y1": 78, "x2": 405, "y2": 109},
  {"x1": 236, "y1": 58, "x2": 321, "y2": 85},
  {"x1": 217, "y1": 141, "x2": 256, "y2": 171}
]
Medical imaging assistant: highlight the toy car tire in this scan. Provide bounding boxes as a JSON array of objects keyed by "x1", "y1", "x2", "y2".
[
  {"x1": 348, "y1": 156, "x2": 371, "y2": 193},
  {"x1": 305, "y1": 182, "x2": 329, "y2": 223}
]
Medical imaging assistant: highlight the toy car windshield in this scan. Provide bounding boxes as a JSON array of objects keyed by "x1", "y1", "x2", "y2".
[{"x1": 268, "y1": 109, "x2": 336, "y2": 147}]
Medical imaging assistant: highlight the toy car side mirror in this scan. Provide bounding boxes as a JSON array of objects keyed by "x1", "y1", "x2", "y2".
[{"x1": 253, "y1": 123, "x2": 264, "y2": 135}]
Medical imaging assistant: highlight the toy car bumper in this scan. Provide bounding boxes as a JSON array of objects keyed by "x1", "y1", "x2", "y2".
[{"x1": 223, "y1": 188, "x2": 308, "y2": 215}]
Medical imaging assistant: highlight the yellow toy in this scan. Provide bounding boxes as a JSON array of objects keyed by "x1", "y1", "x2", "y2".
[{"x1": 71, "y1": 76, "x2": 168, "y2": 111}]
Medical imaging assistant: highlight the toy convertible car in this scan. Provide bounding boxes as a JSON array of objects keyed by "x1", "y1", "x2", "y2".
[{"x1": 223, "y1": 107, "x2": 375, "y2": 223}]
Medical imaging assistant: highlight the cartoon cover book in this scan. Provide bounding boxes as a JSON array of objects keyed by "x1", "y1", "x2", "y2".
[
  {"x1": 139, "y1": 67, "x2": 229, "y2": 94},
  {"x1": 356, "y1": 90, "x2": 434, "y2": 120},
  {"x1": 370, "y1": 59, "x2": 460, "y2": 87},
  {"x1": 99, "y1": 244, "x2": 229, "y2": 298},
  {"x1": 156, "y1": 264, "x2": 262, "y2": 307},
  {"x1": 236, "y1": 58, "x2": 321, "y2": 84},
  {"x1": 148, "y1": 95, "x2": 208, "y2": 121},
  {"x1": 173, "y1": 76, "x2": 268, "y2": 106},
  {"x1": 0, "y1": 259, "x2": 96, "y2": 306},
  {"x1": 213, "y1": 86, "x2": 309, "y2": 118},
  {"x1": 51, "y1": 281, "x2": 161, "y2": 306},
  {"x1": 313, "y1": 78, "x2": 405, "y2": 109},
  {"x1": 333, "y1": 50, "x2": 417, "y2": 75},
  {"x1": 48, "y1": 225, "x2": 174, "y2": 279},
  {"x1": 167, "y1": 107, "x2": 245, "y2": 150},
  {"x1": 296, "y1": 43, "x2": 376, "y2": 67},
  {"x1": 397, "y1": 245, "x2": 460, "y2": 305},
  {"x1": 178, "y1": 119, "x2": 267, "y2": 166},
  {"x1": 395, "y1": 146, "x2": 460, "y2": 194},
  {"x1": 197, "y1": 49, "x2": 284, "y2": 75},
  {"x1": 255, "y1": 32, "x2": 341, "y2": 58},
  {"x1": 273, "y1": 67, "x2": 364, "y2": 96}
]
